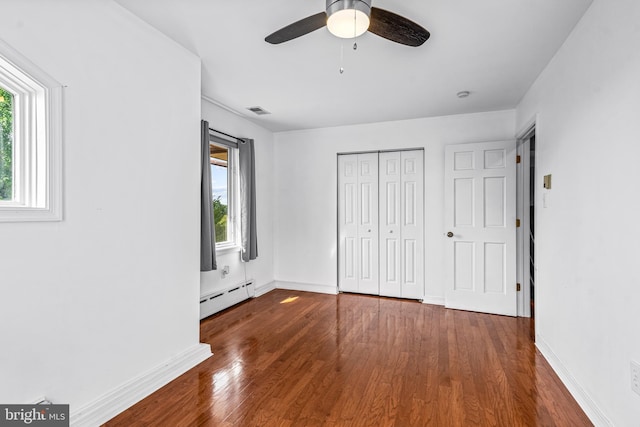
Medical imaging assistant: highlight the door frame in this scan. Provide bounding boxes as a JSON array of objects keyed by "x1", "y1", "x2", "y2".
[{"x1": 516, "y1": 120, "x2": 536, "y2": 318}]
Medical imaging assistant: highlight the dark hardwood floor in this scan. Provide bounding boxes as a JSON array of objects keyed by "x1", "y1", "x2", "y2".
[{"x1": 105, "y1": 290, "x2": 591, "y2": 426}]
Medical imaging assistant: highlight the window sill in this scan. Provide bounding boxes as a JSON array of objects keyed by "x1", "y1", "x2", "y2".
[
  {"x1": 0, "y1": 205, "x2": 63, "y2": 222},
  {"x1": 216, "y1": 244, "x2": 242, "y2": 256}
]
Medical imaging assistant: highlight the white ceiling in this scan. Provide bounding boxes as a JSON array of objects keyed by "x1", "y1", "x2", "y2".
[{"x1": 114, "y1": 0, "x2": 593, "y2": 132}]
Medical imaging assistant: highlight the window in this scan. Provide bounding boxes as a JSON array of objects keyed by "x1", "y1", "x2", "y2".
[
  {"x1": 0, "y1": 86, "x2": 13, "y2": 201},
  {"x1": 0, "y1": 40, "x2": 62, "y2": 222},
  {"x1": 210, "y1": 137, "x2": 238, "y2": 250}
]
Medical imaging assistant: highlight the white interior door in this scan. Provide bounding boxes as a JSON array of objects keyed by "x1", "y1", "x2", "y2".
[
  {"x1": 338, "y1": 155, "x2": 358, "y2": 292},
  {"x1": 379, "y1": 152, "x2": 402, "y2": 297},
  {"x1": 380, "y1": 150, "x2": 424, "y2": 299},
  {"x1": 444, "y1": 141, "x2": 517, "y2": 316},
  {"x1": 338, "y1": 153, "x2": 379, "y2": 295},
  {"x1": 400, "y1": 150, "x2": 424, "y2": 299}
]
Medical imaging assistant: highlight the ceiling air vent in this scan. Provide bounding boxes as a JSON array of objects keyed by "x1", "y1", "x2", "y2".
[{"x1": 247, "y1": 106, "x2": 271, "y2": 115}]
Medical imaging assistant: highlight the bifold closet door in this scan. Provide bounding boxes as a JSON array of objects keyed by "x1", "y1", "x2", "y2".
[
  {"x1": 379, "y1": 151, "x2": 424, "y2": 299},
  {"x1": 338, "y1": 153, "x2": 379, "y2": 295}
]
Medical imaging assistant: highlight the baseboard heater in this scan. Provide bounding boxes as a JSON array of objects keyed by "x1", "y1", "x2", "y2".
[{"x1": 199, "y1": 280, "x2": 255, "y2": 320}]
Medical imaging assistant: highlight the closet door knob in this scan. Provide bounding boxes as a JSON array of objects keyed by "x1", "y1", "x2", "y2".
[{"x1": 447, "y1": 231, "x2": 454, "y2": 238}]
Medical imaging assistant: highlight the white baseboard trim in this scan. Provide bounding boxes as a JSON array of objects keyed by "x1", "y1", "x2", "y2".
[
  {"x1": 275, "y1": 280, "x2": 338, "y2": 295},
  {"x1": 536, "y1": 337, "x2": 612, "y2": 427},
  {"x1": 422, "y1": 295, "x2": 445, "y2": 306},
  {"x1": 70, "y1": 343, "x2": 212, "y2": 427},
  {"x1": 254, "y1": 280, "x2": 276, "y2": 297}
]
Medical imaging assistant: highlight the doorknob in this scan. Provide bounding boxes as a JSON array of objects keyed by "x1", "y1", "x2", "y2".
[{"x1": 447, "y1": 231, "x2": 454, "y2": 238}]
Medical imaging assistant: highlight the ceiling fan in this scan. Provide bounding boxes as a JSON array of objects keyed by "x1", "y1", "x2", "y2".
[{"x1": 265, "y1": 0, "x2": 430, "y2": 47}]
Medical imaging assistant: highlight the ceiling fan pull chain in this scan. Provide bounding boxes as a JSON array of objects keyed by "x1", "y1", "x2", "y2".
[
  {"x1": 353, "y1": 7, "x2": 358, "y2": 51},
  {"x1": 339, "y1": 43, "x2": 345, "y2": 74}
]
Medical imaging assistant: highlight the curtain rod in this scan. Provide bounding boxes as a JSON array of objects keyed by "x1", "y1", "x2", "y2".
[{"x1": 209, "y1": 127, "x2": 241, "y2": 142}]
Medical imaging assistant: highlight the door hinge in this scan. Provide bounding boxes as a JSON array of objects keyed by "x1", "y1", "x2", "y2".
[
  {"x1": 517, "y1": 283, "x2": 521, "y2": 292},
  {"x1": 516, "y1": 218, "x2": 521, "y2": 227},
  {"x1": 516, "y1": 155, "x2": 521, "y2": 164}
]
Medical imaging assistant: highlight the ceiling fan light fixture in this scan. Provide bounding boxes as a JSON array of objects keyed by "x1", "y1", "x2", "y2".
[{"x1": 326, "y1": 0, "x2": 371, "y2": 39}]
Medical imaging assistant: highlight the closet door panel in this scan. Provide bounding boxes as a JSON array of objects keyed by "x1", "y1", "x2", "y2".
[
  {"x1": 357, "y1": 153, "x2": 379, "y2": 295},
  {"x1": 338, "y1": 155, "x2": 359, "y2": 292},
  {"x1": 401, "y1": 150, "x2": 424, "y2": 299},
  {"x1": 379, "y1": 151, "x2": 402, "y2": 297}
]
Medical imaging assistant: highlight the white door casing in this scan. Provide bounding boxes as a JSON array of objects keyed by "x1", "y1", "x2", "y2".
[
  {"x1": 516, "y1": 135, "x2": 533, "y2": 317},
  {"x1": 444, "y1": 141, "x2": 517, "y2": 316}
]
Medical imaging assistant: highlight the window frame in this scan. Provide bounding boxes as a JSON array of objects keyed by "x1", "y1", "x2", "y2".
[
  {"x1": 209, "y1": 134, "x2": 240, "y2": 253},
  {"x1": 0, "y1": 39, "x2": 63, "y2": 222}
]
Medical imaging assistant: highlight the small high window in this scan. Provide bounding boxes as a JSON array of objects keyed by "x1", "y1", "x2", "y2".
[{"x1": 0, "y1": 40, "x2": 63, "y2": 222}]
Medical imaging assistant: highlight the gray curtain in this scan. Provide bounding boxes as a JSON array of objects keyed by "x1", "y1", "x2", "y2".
[
  {"x1": 239, "y1": 138, "x2": 258, "y2": 262},
  {"x1": 200, "y1": 120, "x2": 217, "y2": 271}
]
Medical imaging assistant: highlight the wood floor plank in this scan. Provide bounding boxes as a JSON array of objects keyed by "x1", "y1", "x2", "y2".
[{"x1": 104, "y1": 290, "x2": 592, "y2": 427}]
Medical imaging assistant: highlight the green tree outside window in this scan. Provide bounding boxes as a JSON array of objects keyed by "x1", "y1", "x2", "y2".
[{"x1": 213, "y1": 196, "x2": 228, "y2": 242}]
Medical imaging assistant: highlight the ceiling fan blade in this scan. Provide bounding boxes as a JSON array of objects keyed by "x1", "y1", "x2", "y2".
[
  {"x1": 265, "y1": 12, "x2": 327, "y2": 44},
  {"x1": 368, "y1": 7, "x2": 430, "y2": 47}
]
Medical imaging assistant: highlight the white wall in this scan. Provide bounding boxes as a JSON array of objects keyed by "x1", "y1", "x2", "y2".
[
  {"x1": 517, "y1": 0, "x2": 640, "y2": 424},
  {"x1": 273, "y1": 110, "x2": 515, "y2": 300},
  {"x1": 0, "y1": 0, "x2": 203, "y2": 416},
  {"x1": 200, "y1": 100, "x2": 275, "y2": 297}
]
